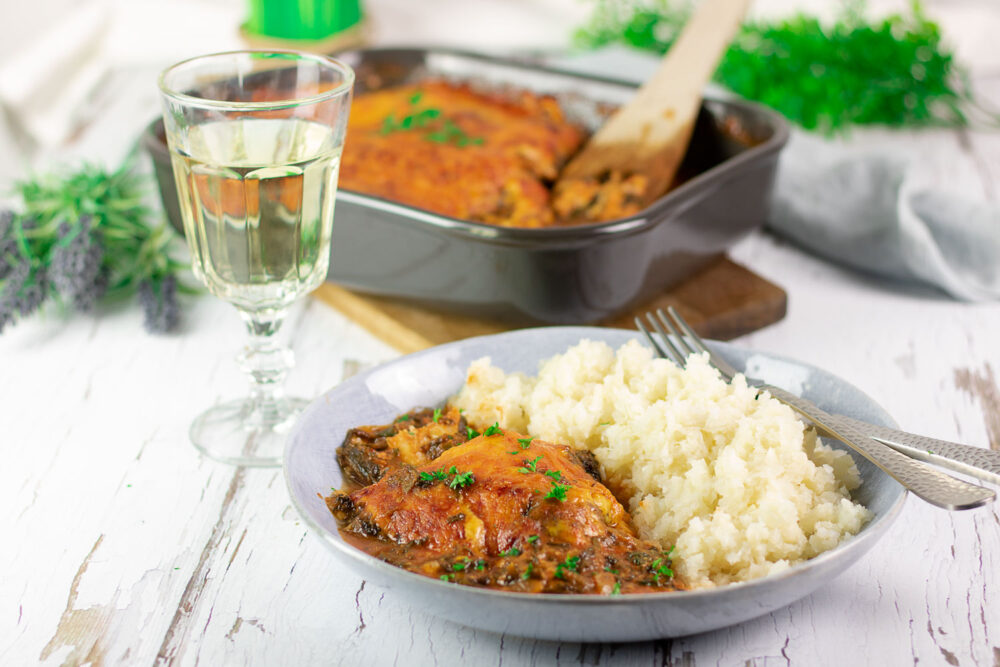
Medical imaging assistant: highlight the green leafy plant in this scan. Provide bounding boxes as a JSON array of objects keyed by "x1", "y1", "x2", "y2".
[
  {"x1": 574, "y1": 0, "x2": 997, "y2": 133},
  {"x1": 0, "y1": 156, "x2": 191, "y2": 334}
]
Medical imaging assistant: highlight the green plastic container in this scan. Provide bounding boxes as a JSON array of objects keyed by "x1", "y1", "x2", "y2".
[{"x1": 246, "y1": 0, "x2": 362, "y2": 41}]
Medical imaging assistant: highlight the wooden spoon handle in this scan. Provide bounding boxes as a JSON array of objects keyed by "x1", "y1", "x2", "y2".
[{"x1": 558, "y1": 0, "x2": 752, "y2": 202}]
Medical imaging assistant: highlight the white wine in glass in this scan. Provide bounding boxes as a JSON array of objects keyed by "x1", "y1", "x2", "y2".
[{"x1": 159, "y1": 51, "x2": 353, "y2": 467}]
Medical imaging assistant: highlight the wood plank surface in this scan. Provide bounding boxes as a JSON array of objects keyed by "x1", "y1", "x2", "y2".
[{"x1": 314, "y1": 256, "x2": 787, "y2": 354}]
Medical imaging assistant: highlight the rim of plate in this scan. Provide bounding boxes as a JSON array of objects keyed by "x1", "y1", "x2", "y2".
[{"x1": 284, "y1": 326, "x2": 908, "y2": 603}]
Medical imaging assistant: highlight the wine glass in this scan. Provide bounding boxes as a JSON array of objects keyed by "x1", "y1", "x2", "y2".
[{"x1": 158, "y1": 51, "x2": 353, "y2": 467}]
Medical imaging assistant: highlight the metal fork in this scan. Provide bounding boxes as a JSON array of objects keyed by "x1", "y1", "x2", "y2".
[{"x1": 636, "y1": 307, "x2": 996, "y2": 511}]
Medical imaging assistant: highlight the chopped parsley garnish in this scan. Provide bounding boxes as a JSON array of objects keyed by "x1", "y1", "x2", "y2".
[
  {"x1": 544, "y1": 482, "x2": 571, "y2": 502},
  {"x1": 448, "y1": 470, "x2": 475, "y2": 490},
  {"x1": 598, "y1": 421, "x2": 611, "y2": 426},
  {"x1": 527, "y1": 535, "x2": 539, "y2": 544},
  {"x1": 421, "y1": 465, "x2": 474, "y2": 490},
  {"x1": 611, "y1": 581, "x2": 621, "y2": 595},
  {"x1": 517, "y1": 437, "x2": 533, "y2": 450},
  {"x1": 379, "y1": 93, "x2": 484, "y2": 146},
  {"x1": 419, "y1": 468, "x2": 449, "y2": 483},
  {"x1": 482, "y1": 422, "x2": 502, "y2": 437},
  {"x1": 466, "y1": 427, "x2": 480, "y2": 439},
  {"x1": 475, "y1": 559, "x2": 486, "y2": 571},
  {"x1": 395, "y1": 414, "x2": 410, "y2": 422},
  {"x1": 440, "y1": 574, "x2": 454, "y2": 582},
  {"x1": 507, "y1": 450, "x2": 519, "y2": 455},
  {"x1": 544, "y1": 469, "x2": 562, "y2": 481},
  {"x1": 554, "y1": 555, "x2": 581, "y2": 579},
  {"x1": 432, "y1": 408, "x2": 442, "y2": 423},
  {"x1": 452, "y1": 559, "x2": 469, "y2": 571},
  {"x1": 518, "y1": 455, "x2": 543, "y2": 473},
  {"x1": 650, "y1": 557, "x2": 674, "y2": 582},
  {"x1": 521, "y1": 562, "x2": 534, "y2": 580},
  {"x1": 604, "y1": 566, "x2": 619, "y2": 574},
  {"x1": 500, "y1": 547, "x2": 522, "y2": 557},
  {"x1": 426, "y1": 119, "x2": 485, "y2": 147}
]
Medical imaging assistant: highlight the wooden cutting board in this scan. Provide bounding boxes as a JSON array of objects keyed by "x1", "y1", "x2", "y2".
[{"x1": 313, "y1": 256, "x2": 786, "y2": 354}]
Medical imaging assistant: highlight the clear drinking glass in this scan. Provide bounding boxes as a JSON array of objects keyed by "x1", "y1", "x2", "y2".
[{"x1": 158, "y1": 51, "x2": 353, "y2": 467}]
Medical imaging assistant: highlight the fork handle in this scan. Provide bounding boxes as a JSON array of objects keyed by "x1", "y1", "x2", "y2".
[
  {"x1": 836, "y1": 418, "x2": 1000, "y2": 486},
  {"x1": 759, "y1": 384, "x2": 995, "y2": 510}
]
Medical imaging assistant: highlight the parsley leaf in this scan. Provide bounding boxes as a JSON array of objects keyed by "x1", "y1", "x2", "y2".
[
  {"x1": 544, "y1": 482, "x2": 570, "y2": 502},
  {"x1": 611, "y1": 581, "x2": 621, "y2": 595},
  {"x1": 448, "y1": 470, "x2": 475, "y2": 490},
  {"x1": 500, "y1": 547, "x2": 522, "y2": 557},
  {"x1": 554, "y1": 555, "x2": 581, "y2": 579},
  {"x1": 482, "y1": 422, "x2": 502, "y2": 437},
  {"x1": 650, "y1": 557, "x2": 674, "y2": 582},
  {"x1": 521, "y1": 455, "x2": 543, "y2": 473},
  {"x1": 517, "y1": 437, "x2": 533, "y2": 449},
  {"x1": 544, "y1": 469, "x2": 562, "y2": 481},
  {"x1": 521, "y1": 562, "x2": 534, "y2": 580},
  {"x1": 466, "y1": 427, "x2": 480, "y2": 439},
  {"x1": 527, "y1": 535, "x2": 539, "y2": 544},
  {"x1": 419, "y1": 468, "x2": 449, "y2": 483},
  {"x1": 433, "y1": 408, "x2": 442, "y2": 423}
]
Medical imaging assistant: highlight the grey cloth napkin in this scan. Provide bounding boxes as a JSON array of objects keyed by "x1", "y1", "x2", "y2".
[
  {"x1": 550, "y1": 48, "x2": 1000, "y2": 301},
  {"x1": 771, "y1": 131, "x2": 1000, "y2": 301}
]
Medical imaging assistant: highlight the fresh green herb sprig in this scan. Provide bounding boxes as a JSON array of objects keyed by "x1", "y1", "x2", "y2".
[
  {"x1": 574, "y1": 0, "x2": 997, "y2": 133},
  {"x1": 517, "y1": 437, "x2": 533, "y2": 450},
  {"x1": 432, "y1": 408, "x2": 442, "y2": 423},
  {"x1": 1, "y1": 158, "x2": 191, "y2": 334}
]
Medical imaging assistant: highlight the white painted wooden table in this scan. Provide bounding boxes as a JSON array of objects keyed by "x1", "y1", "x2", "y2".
[{"x1": 2, "y1": 1, "x2": 999, "y2": 665}]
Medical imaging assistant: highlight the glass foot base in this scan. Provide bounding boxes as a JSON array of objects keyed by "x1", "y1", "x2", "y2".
[{"x1": 189, "y1": 396, "x2": 309, "y2": 467}]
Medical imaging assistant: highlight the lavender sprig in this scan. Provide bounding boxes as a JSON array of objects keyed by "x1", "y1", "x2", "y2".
[
  {"x1": 138, "y1": 275, "x2": 179, "y2": 334},
  {"x1": 1, "y1": 157, "x2": 191, "y2": 334},
  {"x1": 50, "y1": 216, "x2": 108, "y2": 312}
]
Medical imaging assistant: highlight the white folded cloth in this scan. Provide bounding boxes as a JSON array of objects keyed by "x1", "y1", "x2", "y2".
[{"x1": 0, "y1": 2, "x2": 111, "y2": 148}]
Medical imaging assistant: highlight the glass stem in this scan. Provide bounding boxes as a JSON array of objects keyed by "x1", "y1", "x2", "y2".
[{"x1": 238, "y1": 310, "x2": 294, "y2": 426}]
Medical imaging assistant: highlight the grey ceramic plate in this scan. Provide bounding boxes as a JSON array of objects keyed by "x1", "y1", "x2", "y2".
[{"x1": 284, "y1": 327, "x2": 906, "y2": 642}]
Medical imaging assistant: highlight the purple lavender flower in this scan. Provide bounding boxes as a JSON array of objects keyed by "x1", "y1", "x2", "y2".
[
  {"x1": 0, "y1": 209, "x2": 18, "y2": 281},
  {"x1": 0, "y1": 261, "x2": 47, "y2": 332},
  {"x1": 50, "y1": 215, "x2": 107, "y2": 312},
  {"x1": 138, "y1": 274, "x2": 179, "y2": 333}
]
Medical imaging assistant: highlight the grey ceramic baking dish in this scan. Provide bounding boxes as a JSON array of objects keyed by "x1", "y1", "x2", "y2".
[{"x1": 143, "y1": 47, "x2": 789, "y2": 324}]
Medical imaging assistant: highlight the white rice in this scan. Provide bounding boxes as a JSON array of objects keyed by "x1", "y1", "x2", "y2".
[{"x1": 451, "y1": 339, "x2": 871, "y2": 588}]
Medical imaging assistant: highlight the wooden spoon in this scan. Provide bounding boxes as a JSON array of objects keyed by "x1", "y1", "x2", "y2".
[{"x1": 553, "y1": 0, "x2": 752, "y2": 220}]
